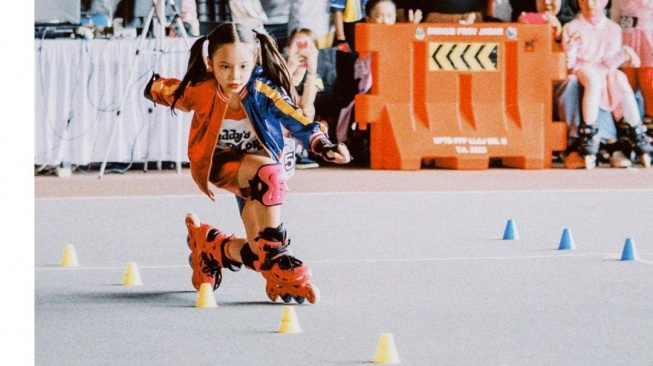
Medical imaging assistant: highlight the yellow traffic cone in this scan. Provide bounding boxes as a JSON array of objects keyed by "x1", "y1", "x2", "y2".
[
  {"x1": 373, "y1": 333, "x2": 400, "y2": 364},
  {"x1": 60, "y1": 244, "x2": 79, "y2": 267},
  {"x1": 278, "y1": 306, "x2": 302, "y2": 333},
  {"x1": 122, "y1": 262, "x2": 143, "y2": 286},
  {"x1": 195, "y1": 283, "x2": 218, "y2": 308}
]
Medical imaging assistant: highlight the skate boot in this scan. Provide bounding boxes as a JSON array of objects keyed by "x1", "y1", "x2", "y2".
[
  {"x1": 601, "y1": 141, "x2": 632, "y2": 168},
  {"x1": 643, "y1": 115, "x2": 653, "y2": 140},
  {"x1": 568, "y1": 123, "x2": 600, "y2": 169},
  {"x1": 617, "y1": 121, "x2": 653, "y2": 167},
  {"x1": 185, "y1": 212, "x2": 243, "y2": 291},
  {"x1": 256, "y1": 225, "x2": 320, "y2": 304}
]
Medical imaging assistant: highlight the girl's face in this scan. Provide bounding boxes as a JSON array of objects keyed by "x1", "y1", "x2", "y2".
[
  {"x1": 578, "y1": 0, "x2": 606, "y2": 17},
  {"x1": 535, "y1": 0, "x2": 562, "y2": 14},
  {"x1": 366, "y1": 1, "x2": 397, "y2": 25},
  {"x1": 209, "y1": 42, "x2": 256, "y2": 97}
]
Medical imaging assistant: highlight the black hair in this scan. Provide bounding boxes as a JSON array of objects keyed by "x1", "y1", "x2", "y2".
[
  {"x1": 171, "y1": 22, "x2": 297, "y2": 111},
  {"x1": 365, "y1": 0, "x2": 396, "y2": 16}
]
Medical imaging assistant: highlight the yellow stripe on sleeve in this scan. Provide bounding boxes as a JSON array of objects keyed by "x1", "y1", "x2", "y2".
[{"x1": 255, "y1": 80, "x2": 312, "y2": 126}]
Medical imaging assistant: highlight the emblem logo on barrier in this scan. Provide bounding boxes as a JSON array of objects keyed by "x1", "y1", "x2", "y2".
[{"x1": 428, "y1": 42, "x2": 499, "y2": 71}]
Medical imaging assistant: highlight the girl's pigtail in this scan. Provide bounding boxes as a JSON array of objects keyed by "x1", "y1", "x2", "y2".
[
  {"x1": 171, "y1": 35, "x2": 209, "y2": 111},
  {"x1": 254, "y1": 31, "x2": 299, "y2": 104}
]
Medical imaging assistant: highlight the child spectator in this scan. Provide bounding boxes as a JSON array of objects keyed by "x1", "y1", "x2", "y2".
[
  {"x1": 289, "y1": 0, "x2": 334, "y2": 49},
  {"x1": 260, "y1": 0, "x2": 291, "y2": 50},
  {"x1": 517, "y1": 0, "x2": 580, "y2": 41},
  {"x1": 519, "y1": 0, "x2": 624, "y2": 167},
  {"x1": 420, "y1": 0, "x2": 485, "y2": 24},
  {"x1": 333, "y1": 0, "x2": 421, "y2": 165},
  {"x1": 611, "y1": 0, "x2": 653, "y2": 141},
  {"x1": 331, "y1": 0, "x2": 368, "y2": 51},
  {"x1": 285, "y1": 28, "x2": 325, "y2": 168},
  {"x1": 561, "y1": 0, "x2": 652, "y2": 168},
  {"x1": 510, "y1": 0, "x2": 538, "y2": 21}
]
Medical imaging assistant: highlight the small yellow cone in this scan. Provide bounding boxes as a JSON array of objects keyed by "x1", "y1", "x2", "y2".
[
  {"x1": 122, "y1": 262, "x2": 143, "y2": 286},
  {"x1": 60, "y1": 244, "x2": 79, "y2": 267},
  {"x1": 278, "y1": 306, "x2": 302, "y2": 333},
  {"x1": 195, "y1": 283, "x2": 218, "y2": 308},
  {"x1": 373, "y1": 333, "x2": 400, "y2": 364}
]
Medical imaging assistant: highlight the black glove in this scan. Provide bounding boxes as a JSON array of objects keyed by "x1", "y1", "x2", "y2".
[
  {"x1": 314, "y1": 138, "x2": 352, "y2": 163},
  {"x1": 144, "y1": 72, "x2": 160, "y2": 102}
]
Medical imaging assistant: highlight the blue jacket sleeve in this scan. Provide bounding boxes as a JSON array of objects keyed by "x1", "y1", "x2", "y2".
[
  {"x1": 330, "y1": 0, "x2": 346, "y2": 12},
  {"x1": 254, "y1": 79, "x2": 328, "y2": 152}
]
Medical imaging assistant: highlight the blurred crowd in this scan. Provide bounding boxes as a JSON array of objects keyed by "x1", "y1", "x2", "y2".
[{"x1": 86, "y1": 0, "x2": 653, "y2": 169}]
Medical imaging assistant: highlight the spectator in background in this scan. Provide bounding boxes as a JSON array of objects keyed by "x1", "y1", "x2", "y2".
[
  {"x1": 517, "y1": 0, "x2": 580, "y2": 41},
  {"x1": 181, "y1": 0, "x2": 200, "y2": 36},
  {"x1": 611, "y1": 0, "x2": 653, "y2": 140},
  {"x1": 331, "y1": 0, "x2": 368, "y2": 51},
  {"x1": 284, "y1": 28, "x2": 325, "y2": 168},
  {"x1": 289, "y1": 0, "x2": 334, "y2": 49},
  {"x1": 561, "y1": 0, "x2": 652, "y2": 168},
  {"x1": 395, "y1": 0, "x2": 424, "y2": 22},
  {"x1": 491, "y1": 0, "x2": 514, "y2": 21},
  {"x1": 333, "y1": 0, "x2": 421, "y2": 165},
  {"x1": 227, "y1": 0, "x2": 268, "y2": 33},
  {"x1": 260, "y1": 0, "x2": 291, "y2": 50},
  {"x1": 509, "y1": 0, "x2": 538, "y2": 21},
  {"x1": 420, "y1": 0, "x2": 485, "y2": 24}
]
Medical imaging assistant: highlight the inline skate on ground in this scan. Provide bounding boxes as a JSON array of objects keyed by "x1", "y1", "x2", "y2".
[
  {"x1": 255, "y1": 225, "x2": 320, "y2": 304},
  {"x1": 185, "y1": 212, "x2": 242, "y2": 291}
]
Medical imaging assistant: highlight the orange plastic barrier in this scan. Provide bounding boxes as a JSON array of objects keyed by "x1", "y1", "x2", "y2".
[{"x1": 354, "y1": 23, "x2": 568, "y2": 170}]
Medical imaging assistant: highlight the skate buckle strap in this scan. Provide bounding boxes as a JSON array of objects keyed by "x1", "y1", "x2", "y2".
[
  {"x1": 199, "y1": 252, "x2": 223, "y2": 289},
  {"x1": 201, "y1": 252, "x2": 222, "y2": 275},
  {"x1": 260, "y1": 240, "x2": 303, "y2": 272}
]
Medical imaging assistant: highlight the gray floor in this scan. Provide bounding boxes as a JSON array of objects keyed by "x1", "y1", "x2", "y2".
[{"x1": 35, "y1": 190, "x2": 653, "y2": 365}]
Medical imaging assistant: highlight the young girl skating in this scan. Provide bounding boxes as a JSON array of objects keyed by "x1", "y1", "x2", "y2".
[{"x1": 145, "y1": 22, "x2": 351, "y2": 304}]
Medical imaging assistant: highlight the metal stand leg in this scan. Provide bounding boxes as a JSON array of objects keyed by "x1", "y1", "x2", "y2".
[{"x1": 98, "y1": 0, "x2": 190, "y2": 178}]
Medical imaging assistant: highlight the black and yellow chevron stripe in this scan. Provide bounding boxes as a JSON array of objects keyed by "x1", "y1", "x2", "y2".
[{"x1": 428, "y1": 42, "x2": 499, "y2": 72}]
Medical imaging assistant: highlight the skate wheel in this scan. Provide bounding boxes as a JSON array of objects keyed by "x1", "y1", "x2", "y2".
[
  {"x1": 281, "y1": 294, "x2": 293, "y2": 303},
  {"x1": 185, "y1": 212, "x2": 200, "y2": 227},
  {"x1": 305, "y1": 283, "x2": 320, "y2": 304},
  {"x1": 294, "y1": 296, "x2": 306, "y2": 304},
  {"x1": 188, "y1": 253, "x2": 192, "y2": 266}
]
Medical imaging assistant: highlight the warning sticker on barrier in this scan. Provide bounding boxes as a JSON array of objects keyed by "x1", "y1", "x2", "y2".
[{"x1": 428, "y1": 42, "x2": 499, "y2": 72}]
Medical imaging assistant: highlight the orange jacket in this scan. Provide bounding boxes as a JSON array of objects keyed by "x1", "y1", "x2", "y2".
[{"x1": 148, "y1": 67, "x2": 328, "y2": 200}]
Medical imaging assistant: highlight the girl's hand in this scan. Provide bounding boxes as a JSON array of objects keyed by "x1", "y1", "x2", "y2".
[
  {"x1": 547, "y1": 14, "x2": 563, "y2": 40},
  {"x1": 286, "y1": 51, "x2": 301, "y2": 75},
  {"x1": 566, "y1": 30, "x2": 581, "y2": 45},
  {"x1": 623, "y1": 46, "x2": 641, "y2": 68},
  {"x1": 315, "y1": 138, "x2": 352, "y2": 164},
  {"x1": 298, "y1": 41, "x2": 319, "y2": 75},
  {"x1": 408, "y1": 9, "x2": 423, "y2": 24},
  {"x1": 323, "y1": 143, "x2": 352, "y2": 164}
]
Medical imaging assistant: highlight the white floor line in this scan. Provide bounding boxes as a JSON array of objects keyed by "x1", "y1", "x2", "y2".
[
  {"x1": 36, "y1": 252, "x2": 653, "y2": 271},
  {"x1": 35, "y1": 187, "x2": 653, "y2": 201}
]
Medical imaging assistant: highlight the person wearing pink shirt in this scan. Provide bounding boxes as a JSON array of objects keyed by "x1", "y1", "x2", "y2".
[
  {"x1": 611, "y1": 0, "x2": 653, "y2": 141},
  {"x1": 562, "y1": 0, "x2": 652, "y2": 168}
]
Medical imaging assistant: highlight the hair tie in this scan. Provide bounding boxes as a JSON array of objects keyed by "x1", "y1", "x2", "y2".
[{"x1": 201, "y1": 37, "x2": 209, "y2": 68}]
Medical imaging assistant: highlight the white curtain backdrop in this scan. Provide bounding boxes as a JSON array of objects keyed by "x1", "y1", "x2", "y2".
[{"x1": 34, "y1": 37, "x2": 195, "y2": 167}]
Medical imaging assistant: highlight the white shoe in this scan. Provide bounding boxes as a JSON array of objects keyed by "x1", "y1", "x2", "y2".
[
  {"x1": 609, "y1": 150, "x2": 632, "y2": 168},
  {"x1": 584, "y1": 154, "x2": 597, "y2": 169}
]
